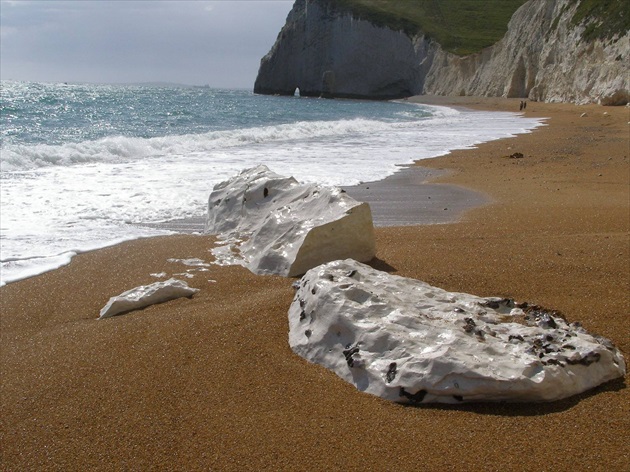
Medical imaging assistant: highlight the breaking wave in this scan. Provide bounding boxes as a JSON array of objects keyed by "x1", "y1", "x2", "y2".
[{"x1": 1, "y1": 118, "x2": 406, "y2": 172}]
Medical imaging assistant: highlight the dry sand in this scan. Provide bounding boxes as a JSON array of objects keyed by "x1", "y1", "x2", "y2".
[{"x1": 1, "y1": 97, "x2": 628, "y2": 471}]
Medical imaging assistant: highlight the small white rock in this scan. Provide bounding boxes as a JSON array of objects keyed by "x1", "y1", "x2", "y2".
[
  {"x1": 167, "y1": 258, "x2": 212, "y2": 267},
  {"x1": 99, "y1": 278, "x2": 199, "y2": 319}
]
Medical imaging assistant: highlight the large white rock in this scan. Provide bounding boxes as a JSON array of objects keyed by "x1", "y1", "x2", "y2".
[
  {"x1": 99, "y1": 278, "x2": 199, "y2": 319},
  {"x1": 205, "y1": 165, "x2": 376, "y2": 277},
  {"x1": 289, "y1": 260, "x2": 626, "y2": 403}
]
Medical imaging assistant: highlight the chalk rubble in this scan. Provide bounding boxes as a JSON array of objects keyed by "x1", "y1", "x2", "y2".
[
  {"x1": 205, "y1": 165, "x2": 376, "y2": 277},
  {"x1": 289, "y1": 260, "x2": 626, "y2": 403},
  {"x1": 99, "y1": 278, "x2": 199, "y2": 319}
]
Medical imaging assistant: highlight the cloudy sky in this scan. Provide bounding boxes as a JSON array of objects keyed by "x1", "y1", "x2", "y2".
[{"x1": 0, "y1": 0, "x2": 293, "y2": 88}]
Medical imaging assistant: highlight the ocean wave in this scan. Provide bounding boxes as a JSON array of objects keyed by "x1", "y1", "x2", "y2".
[{"x1": 0, "y1": 117, "x2": 406, "y2": 172}]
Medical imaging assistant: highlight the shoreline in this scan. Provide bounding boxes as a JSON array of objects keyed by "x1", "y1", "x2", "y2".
[
  {"x1": 147, "y1": 99, "x2": 544, "y2": 232},
  {"x1": 145, "y1": 165, "x2": 489, "y2": 233},
  {"x1": 1, "y1": 98, "x2": 540, "y2": 287},
  {"x1": 1, "y1": 97, "x2": 628, "y2": 471}
]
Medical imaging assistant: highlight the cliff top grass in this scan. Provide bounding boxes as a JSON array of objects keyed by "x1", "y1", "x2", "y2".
[
  {"x1": 329, "y1": 0, "x2": 528, "y2": 56},
  {"x1": 570, "y1": 0, "x2": 630, "y2": 41}
]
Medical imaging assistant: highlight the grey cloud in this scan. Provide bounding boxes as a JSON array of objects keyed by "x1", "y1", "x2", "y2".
[{"x1": 0, "y1": 0, "x2": 293, "y2": 87}]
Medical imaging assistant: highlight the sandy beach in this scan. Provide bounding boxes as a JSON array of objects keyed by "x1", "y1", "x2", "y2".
[{"x1": 1, "y1": 97, "x2": 628, "y2": 471}]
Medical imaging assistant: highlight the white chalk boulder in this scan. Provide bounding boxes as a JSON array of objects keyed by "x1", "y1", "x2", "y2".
[
  {"x1": 99, "y1": 278, "x2": 199, "y2": 319},
  {"x1": 289, "y1": 260, "x2": 626, "y2": 403},
  {"x1": 205, "y1": 165, "x2": 375, "y2": 277}
]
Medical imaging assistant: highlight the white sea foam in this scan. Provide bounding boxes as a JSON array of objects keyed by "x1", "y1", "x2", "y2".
[
  {"x1": 1, "y1": 118, "x2": 415, "y2": 172},
  {"x1": 0, "y1": 104, "x2": 544, "y2": 286}
]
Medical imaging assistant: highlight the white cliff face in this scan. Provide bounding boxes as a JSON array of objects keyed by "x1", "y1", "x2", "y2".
[
  {"x1": 255, "y1": 0, "x2": 629, "y2": 104},
  {"x1": 289, "y1": 260, "x2": 626, "y2": 403},
  {"x1": 205, "y1": 166, "x2": 376, "y2": 277},
  {"x1": 424, "y1": 0, "x2": 630, "y2": 105}
]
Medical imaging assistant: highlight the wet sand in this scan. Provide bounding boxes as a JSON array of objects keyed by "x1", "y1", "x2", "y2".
[
  {"x1": 1, "y1": 97, "x2": 628, "y2": 471},
  {"x1": 344, "y1": 166, "x2": 488, "y2": 226},
  {"x1": 145, "y1": 166, "x2": 487, "y2": 232}
]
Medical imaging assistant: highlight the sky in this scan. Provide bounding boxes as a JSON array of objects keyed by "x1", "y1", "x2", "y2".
[{"x1": 0, "y1": 0, "x2": 294, "y2": 88}]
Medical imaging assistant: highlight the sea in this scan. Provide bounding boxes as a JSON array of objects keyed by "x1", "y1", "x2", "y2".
[{"x1": 0, "y1": 80, "x2": 543, "y2": 286}]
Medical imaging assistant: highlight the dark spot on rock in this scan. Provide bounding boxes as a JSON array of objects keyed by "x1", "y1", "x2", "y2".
[
  {"x1": 346, "y1": 269, "x2": 357, "y2": 278},
  {"x1": 538, "y1": 313, "x2": 557, "y2": 329},
  {"x1": 481, "y1": 298, "x2": 513, "y2": 309},
  {"x1": 515, "y1": 301, "x2": 528, "y2": 309},
  {"x1": 454, "y1": 308, "x2": 465, "y2": 313},
  {"x1": 463, "y1": 317, "x2": 476, "y2": 333},
  {"x1": 399, "y1": 388, "x2": 427, "y2": 404},
  {"x1": 482, "y1": 300, "x2": 500, "y2": 309},
  {"x1": 545, "y1": 334, "x2": 555, "y2": 342},
  {"x1": 299, "y1": 310, "x2": 306, "y2": 321},
  {"x1": 475, "y1": 329, "x2": 485, "y2": 340},
  {"x1": 263, "y1": 187, "x2": 269, "y2": 198},
  {"x1": 567, "y1": 352, "x2": 601, "y2": 366},
  {"x1": 311, "y1": 287, "x2": 317, "y2": 295},
  {"x1": 386, "y1": 363, "x2": 397, "y2": 383},
  {"x1": 562, "y1": 344, "x2": 576, "y2": 350},
  {"x1": 342, "y1": 345, "x2": 360, "y2": 368},
  {"x1": 453, "y1": 395, "x2": 464, "y2": 402},
  {"x1": 509, "y1": 334, "x2": 525, "y2": 342},
  {"x1": 305, "y1": 329, "x2": 312, "y2": 338}
]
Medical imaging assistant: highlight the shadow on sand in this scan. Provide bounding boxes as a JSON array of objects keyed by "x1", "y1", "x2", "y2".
[{"x1": 399, "y1": 377, "x2": 626, "y2": 416}]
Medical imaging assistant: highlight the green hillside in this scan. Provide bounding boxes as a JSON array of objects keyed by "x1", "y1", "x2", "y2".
[
  {"x1": 329, "y1": 0, "x2": 528, "y2": 56},
  {"x1": 570, "y1": 0, "x2": 630, "y2": 41}
]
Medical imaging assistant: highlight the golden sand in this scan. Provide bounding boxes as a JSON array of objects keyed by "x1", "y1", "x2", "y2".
[{"x1": 1, "y1": 98, "x2": 628, "y2": 471}]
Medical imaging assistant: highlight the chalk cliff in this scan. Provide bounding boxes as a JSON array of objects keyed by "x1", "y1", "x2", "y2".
[{"x1": 254, "y1": 0, "x2": 629, "y2": 104}]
